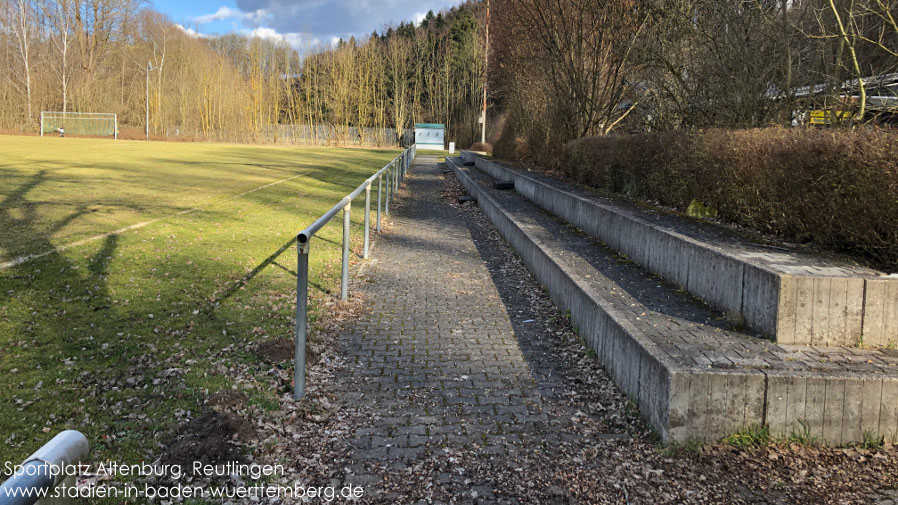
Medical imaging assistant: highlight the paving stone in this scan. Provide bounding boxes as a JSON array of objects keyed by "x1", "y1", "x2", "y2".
[{"x1": 327, "y1": 157, "x2": 577, "y2": 499}]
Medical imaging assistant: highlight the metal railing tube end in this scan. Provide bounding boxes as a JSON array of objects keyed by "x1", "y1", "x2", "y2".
[
  {"x1": 26, "y1": 431, "x2": 89, "y2": 483},
  {"x1": 0, "y1": 430, "x2": 89, "y2": 505}
]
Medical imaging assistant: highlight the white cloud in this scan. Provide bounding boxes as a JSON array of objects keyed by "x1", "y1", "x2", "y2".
[
  {"x1": 193, "y1": 6, "x2": 240, "y2": 24},
  {"x1": 413, "y1": 12, "x2": 427, "y2": 27},
  {"x1": 231, "y1": 0, "x2": 462, "y2": 42},
  {"x1": 189, "y1": 1, "x2": 463, "y2": 51},
  {"x1": 175, "y1": 24, "x2": 211, "y2": 39},
  {"x1": 249, "y1": 27, "x2": 280, "y2": 39},
  {"x1": 193, "y1": 6, "x2": 268, "y2": 25},
  {"x1": 246, "y1": 27, "x2": 305, "y2": 49}
]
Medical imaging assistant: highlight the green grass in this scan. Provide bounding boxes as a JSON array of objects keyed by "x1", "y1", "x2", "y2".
[
  {"x1": 788, "y1": 419, "x2": 821, "y2": 447},
  {"x1": 722, "y1": 424, "x2": 770, "y2": 449},
  {"x1": 417, "y1": 149, "x2": 450, "y2": 156},
  {"x1": 860, "y1": 429, "x2": 884, "y2": 449},
  {"x1": 657, "y1": 439, "x2": 702, "y2": 457},
  {"x1": 0, "y1": 135, "x2": 400, "y2": 470}
]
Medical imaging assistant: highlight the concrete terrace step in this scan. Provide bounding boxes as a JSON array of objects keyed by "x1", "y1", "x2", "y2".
[
  {"x1": 447, "y1": 156, "x2": 898, "y2": 445},
  {"x1": 459, "y1": 151, "x2": 898, "y2": 348}
]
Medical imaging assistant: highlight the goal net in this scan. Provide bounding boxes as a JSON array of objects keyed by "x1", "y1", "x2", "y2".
[{"x1": 40, "y1": 111, "x2": 118, "y2": 139}]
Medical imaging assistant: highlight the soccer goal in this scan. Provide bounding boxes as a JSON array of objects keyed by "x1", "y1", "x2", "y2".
[{"x1": 40, "y1": 111, "x2": 118, "y2": 139}]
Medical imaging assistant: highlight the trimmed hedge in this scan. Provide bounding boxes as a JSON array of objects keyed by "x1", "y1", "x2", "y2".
[{"x1": 561, "y1": 128, "x2": 898, "y2": 272}]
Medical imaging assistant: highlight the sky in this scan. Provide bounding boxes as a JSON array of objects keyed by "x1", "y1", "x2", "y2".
[{"x1": 152, "y1": 0, "x2": 464, "y2": 49}]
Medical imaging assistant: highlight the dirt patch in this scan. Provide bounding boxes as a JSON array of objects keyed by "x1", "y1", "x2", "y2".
[
  {"x1": 255, "y1": 338, "x2": 296, "y2": 363},
  {"x1": 255, "y1": 337, "x2": 323, "y2": 366},
  {"x1": 207, "y1": 390, "x2": 247, "y2": 412},
  {"x1": 161, "y1": 409, "x2": 256, "y2": 471}
]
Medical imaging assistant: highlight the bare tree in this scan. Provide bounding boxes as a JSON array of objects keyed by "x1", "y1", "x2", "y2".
[
  {"x1": 825, "y1": 0, "x2": 868, "y2": 118},
  {"x1": 387, "y1": 35, "x2": 411, "y2": 142},
  {"x1": 497, "y1": 0, "x2": 647, "y2": 139},
  {"x1": 854, "y1": 0, "x2": 898, "y2": 59},
  {"x1": 40, "y1": 0, "x2": 74, "y2": 113},
  {"x1": 8, "y1": 0, "x2": 34, "y2": 123}
]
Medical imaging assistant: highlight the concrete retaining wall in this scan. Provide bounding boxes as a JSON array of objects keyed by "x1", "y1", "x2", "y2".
[
  {"x1": 449, "y1": 157, "x2": 898, "y2": 445},
  {"x1": 459, "y1": 151, "x2": 898, "y2": 348}
]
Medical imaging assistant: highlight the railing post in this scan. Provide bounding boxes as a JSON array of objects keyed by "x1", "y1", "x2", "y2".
[
  {"x1": 385, "y1": 168, "x2": 391, "y2": 216},
  {"x1": 341, "y1": 202, "x2": 351, "y2": 301},
  {"x1": 364, "y1": 184, "x2": 371, "y2": 259},
  {"x1": 377, "y1": 175, "x2": 383, "y2": 232},
  {"x1": 294, "y1": 240, "x2": 310, "y2": 400}
]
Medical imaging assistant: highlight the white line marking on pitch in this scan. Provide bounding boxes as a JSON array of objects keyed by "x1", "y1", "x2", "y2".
[
  {"x1": 234, "y1": 174, "x2": 302, "y2": 197},
  {"x1": 0, "y1": 209, "x2": 196, "y2": 269},
  {"x1": 1, "y1": 173, "x2": 305, "y2": 270}
]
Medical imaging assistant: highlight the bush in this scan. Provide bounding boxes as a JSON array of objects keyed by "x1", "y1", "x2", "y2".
[
  {"x1": 561, "y1": 128, "x2": 898, "y2": 272},
  {"x1": 469, "y1": 142, "x2": 493, "y2": 154}
]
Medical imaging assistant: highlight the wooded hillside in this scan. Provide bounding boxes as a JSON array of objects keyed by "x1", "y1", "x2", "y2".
[
  {"x1": 0, "y1": 0, "x2": 486, "y2": 145},
  {"x1": 4, "y1": 0, "x2": 895, "y2": 150}
]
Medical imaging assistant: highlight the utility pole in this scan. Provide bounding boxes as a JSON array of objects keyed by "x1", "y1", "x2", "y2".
[
  {"x1": 146, "y1": 61, "x2": 157, "y2": 140},
  {"x1": 481, "y1": 0, "x2": 489, "y2": 145}
]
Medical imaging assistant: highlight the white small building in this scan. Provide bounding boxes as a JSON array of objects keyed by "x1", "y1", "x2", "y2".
[{"x1": 414, "y1": 123, "x2": 445, "y2": 150}]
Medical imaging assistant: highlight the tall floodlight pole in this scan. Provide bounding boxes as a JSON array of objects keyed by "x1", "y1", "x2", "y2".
[{"x1": 481, "y1": 0, "x2": 490, "y2": 145}]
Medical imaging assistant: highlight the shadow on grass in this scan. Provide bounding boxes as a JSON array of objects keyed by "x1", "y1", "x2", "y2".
[
  {"x1": 0, "y1": 170, "x2": 122, "y2": 460},
  {"x1": 0, "y1": 147, "x2": 389, "y2": 462},
  {"x1": 207, "y1": 237, "x2": 297, "y2": 311}
]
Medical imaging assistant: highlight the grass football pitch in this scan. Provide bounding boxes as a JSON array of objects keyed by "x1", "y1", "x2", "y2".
[{"x1": 0, "y1": 135, "x2": 400, "y2": 466}]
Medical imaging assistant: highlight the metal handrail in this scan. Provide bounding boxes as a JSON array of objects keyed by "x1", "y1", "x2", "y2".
[
  {"x1": 0, "y1": 430, "x2": 89, "y2": 505},
  {"x1": 294, "y1": 144, "x2": 416, "y2": 399}
]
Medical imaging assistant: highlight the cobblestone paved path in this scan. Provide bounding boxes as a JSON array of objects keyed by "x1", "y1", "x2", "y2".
[
  {"x1": 342, "y1": 156, "x2": 559, "y2": 462},
  {"x1": 328, "y1": 156, "x2": 638, "y2": 504}
]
